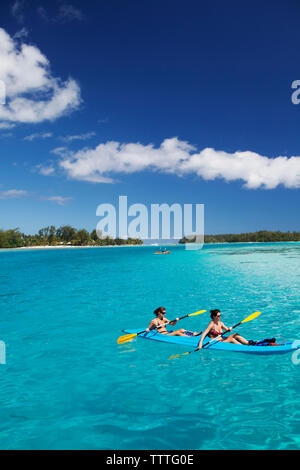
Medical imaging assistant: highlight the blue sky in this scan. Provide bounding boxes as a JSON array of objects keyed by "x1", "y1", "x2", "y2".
[{"x1": 0, "y1": 0, "x2": 300, "y2": 236}]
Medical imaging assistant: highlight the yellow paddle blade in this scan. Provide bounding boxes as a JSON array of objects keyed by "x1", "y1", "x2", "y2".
[
  {"x1": 169, "y1": 351, "x2": 191, "y2": 359},
  {"x1": 241, "y1": 311, "x2": 261, "y2": 324},
  {"x1": 117, "y1": 333, "x2": 137, "y2": 344},
  {"x1": 187, "y1": 309, "x2": 206, "y2": 316}
]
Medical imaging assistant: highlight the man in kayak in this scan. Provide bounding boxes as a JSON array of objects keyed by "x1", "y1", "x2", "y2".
[
  {"x1": 198, "y1": 309, "x2": 255, "y2": 348},
  {"x1": 146, "y1": 306, "x2": 201, "y2": 336}
]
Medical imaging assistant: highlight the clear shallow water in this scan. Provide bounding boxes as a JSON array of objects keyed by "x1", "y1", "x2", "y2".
[{"x1": 0, "y1": 243, "x2": 299, "y2": 450}]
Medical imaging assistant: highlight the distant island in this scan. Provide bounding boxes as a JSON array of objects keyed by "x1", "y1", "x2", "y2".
[
  {"x1": 0, "y1": 226, "x2": 143, "y2": 249},
  {"x1": 179, "y1": 230, "x2": 300, "y2": 244},
  {"x1": 2, "y1": 227, "x2": 300, "y2": 250}
]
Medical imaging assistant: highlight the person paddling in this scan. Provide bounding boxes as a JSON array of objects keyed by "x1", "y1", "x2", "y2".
[
  {"x1": 198, "y1": 309, "x2": 255, "y2": 348},
  {"x1": 146, "y1": 306, "x2": 202, "y2": 337}
]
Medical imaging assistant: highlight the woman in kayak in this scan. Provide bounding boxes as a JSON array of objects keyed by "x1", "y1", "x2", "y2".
[
  {"x1": 146, "y1": 306, "x2": 201, "y2": 336},
  {"x1": 198, "y1": 309, "x2": 254, "y2": 348}
]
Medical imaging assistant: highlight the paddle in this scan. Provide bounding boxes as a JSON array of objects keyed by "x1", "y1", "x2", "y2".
[
  {"x1": 169, "y1": 311, "x2": 261, "y2": 359},
  {"x1": 117, "y1": 309, "x2": 207, "y2": 344}
]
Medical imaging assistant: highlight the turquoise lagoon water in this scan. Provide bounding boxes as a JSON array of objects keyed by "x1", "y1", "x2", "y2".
[{"x1": 0, "y1": 243, "x2": 299, "y2": 450}]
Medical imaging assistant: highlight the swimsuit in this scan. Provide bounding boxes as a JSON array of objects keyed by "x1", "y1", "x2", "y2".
[
  {"x1": 153, "y1": 321, "x2": 168, "y2": 334},
  {"x1": 183, "y1": 330, "x2": 194, "y2": 336},
  {"x1": 209, "y1": 328, "x2": 224, "y2": 341},
  {"x1": 210, "y1": 328, "x2": 222, "y2": 337}
]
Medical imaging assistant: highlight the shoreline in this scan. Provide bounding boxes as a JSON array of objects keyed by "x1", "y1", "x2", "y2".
[
  {"x1": 1, "y1": 240, "x2": 300, "y2": 252},
  {"x1": 0, "y1": 244, "x2": 147, "y2": 252}
]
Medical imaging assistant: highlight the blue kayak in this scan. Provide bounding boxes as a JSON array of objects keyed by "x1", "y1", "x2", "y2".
[{"x1": 122, "y1": 328, "x2": 300, "y2": 355}]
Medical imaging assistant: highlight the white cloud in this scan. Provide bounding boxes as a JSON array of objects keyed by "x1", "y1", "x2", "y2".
[
  {"x1": 0, "y1": 27, "x2": 81, "y2": 124},
  {"x1": 44, "y1": 195, "x2": 72, "y2": 205},
  {"x1": 54, "y1": 137, "x2": 300, "y2": 189},
  {"x1": 58, "y1": 3, "x2": 84, "y2": 23},
  {"x1": 37, "y1": 3, "x2": 84, "y2": 23},
  {"x1": 59, "y1": 131, "x2": 96, "y2": 142},
  {"x1": 50, "y1": 146, "x2": 68, "y2": 156},
  {"x1": 11, "y1": 0, "x2": 25, "y2": 24},
  {"x1": 24, "y1": 132, "x2": 53, "y2": 141},
  {"x1": 34, "y1": 163, "x2": 55, "y2": 176},
  {"x1": 0, "y1": 122, "x2": 16, "y2": 129},
  {"x1": 13, "y1": 27, "x2": 28, "y2": 40},
  {"x1": 0, "y1": 189, "x2": 28, "y2": 199}
]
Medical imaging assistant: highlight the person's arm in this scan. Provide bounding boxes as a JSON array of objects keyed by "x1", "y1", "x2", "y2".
[
  {"x1": 221, "y1": 322, "x2": 232, "y2": 333},
  {"x1": 146, "y1": 319, "x2": 156, "y2": 332},
  {"x1": 168, "y1": 317, "x2": 179, "y2": 326},
  {"x1": 197, "y1": 323, "x2": 212, "y2": 349}
]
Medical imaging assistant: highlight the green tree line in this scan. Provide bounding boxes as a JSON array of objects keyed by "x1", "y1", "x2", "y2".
[
  {"x1": 0, "y1": 225, "x2": 143, "y2": 249},
  {"x1": 179, "y1": 230, "x2": 300, "y2": 244}
]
